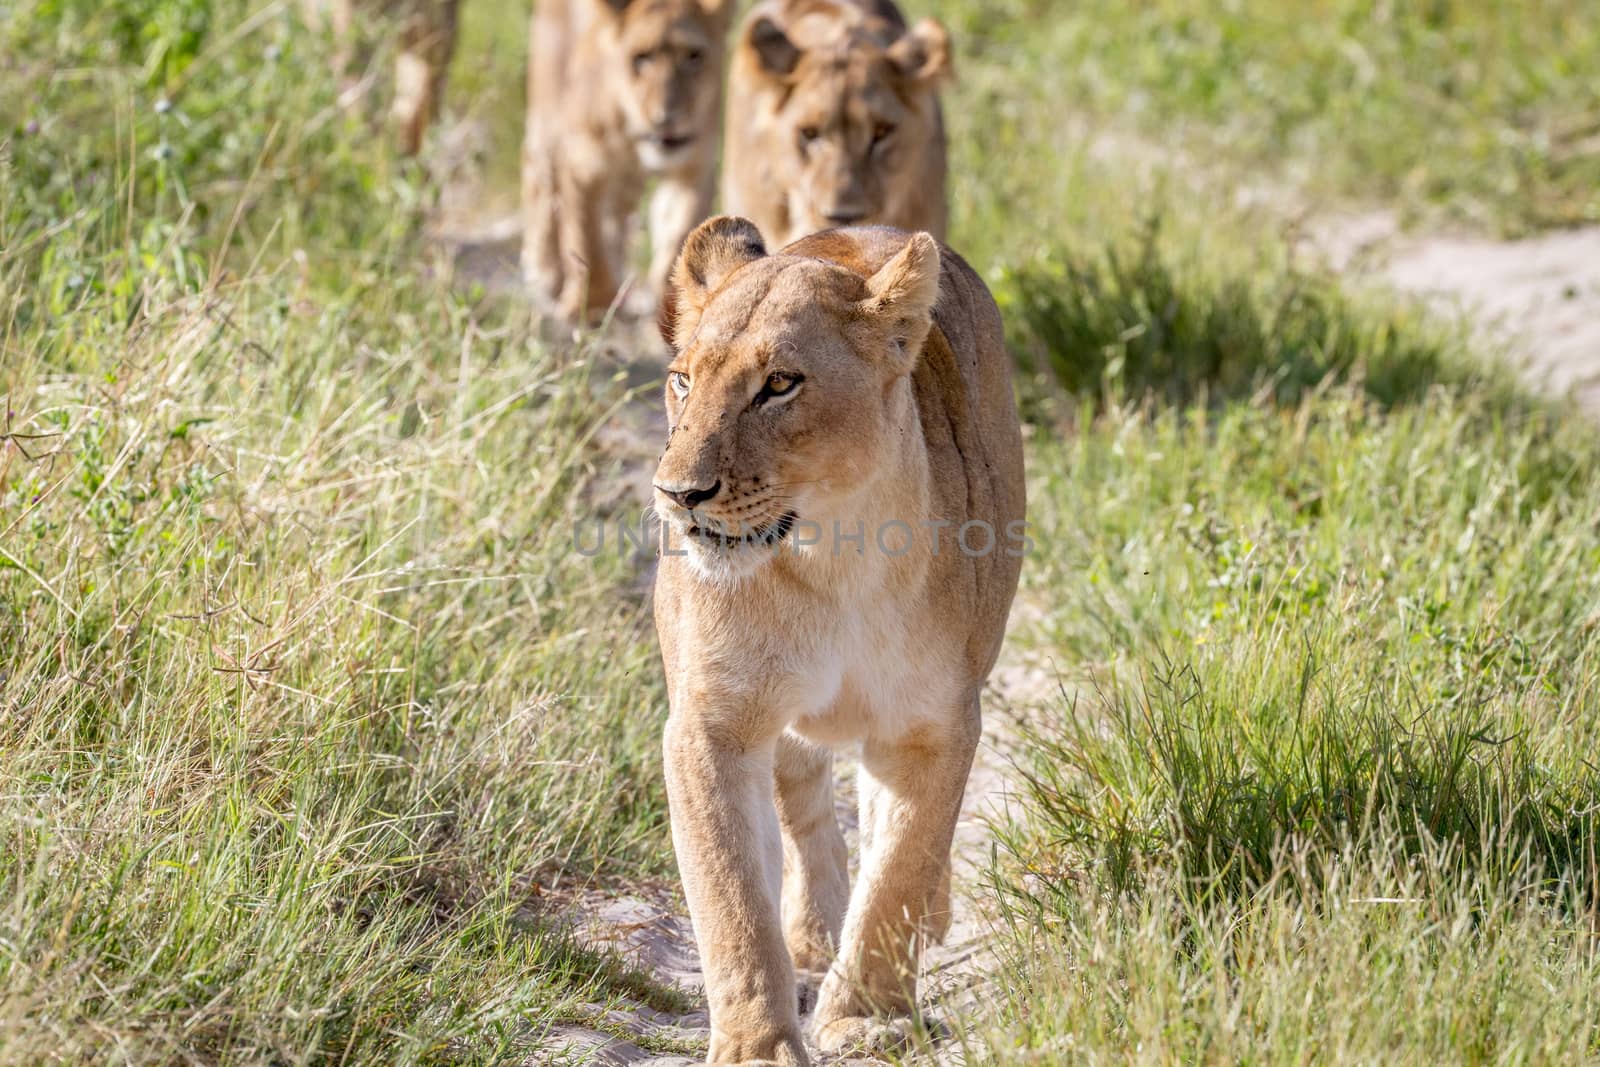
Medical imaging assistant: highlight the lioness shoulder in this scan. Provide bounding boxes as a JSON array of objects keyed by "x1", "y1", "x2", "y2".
[{"x1": 723, "y1": 0, "x2": 951, "y2": 249}]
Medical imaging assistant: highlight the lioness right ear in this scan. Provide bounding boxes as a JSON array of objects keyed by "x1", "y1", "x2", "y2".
[
  {"x1": 859, "y1": 232, "x2": 941, "y2": 373},
  {"x1": 887, "y1": 18, "x2": 951, "y2": 87},
  {"x1": 747, "y1": 15, "x2": 801, "y2": 78},
  {"x1": 664, "y1": 216, "x2": 768, "y2": 349}
]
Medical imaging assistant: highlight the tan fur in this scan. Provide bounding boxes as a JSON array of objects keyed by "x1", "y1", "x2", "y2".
[
  {"x1": 303, "y1": 0, "x2": 459, "y2": 155},
  {"x1": 722, "y1": 0, "x2": 950, "y2": 249},
  {"x1": 652, "y1": 218, "x2": 1024, "y2": 1063},
  {"x1": 523, "y1": 0, "x2": 734, "y2": 321}
]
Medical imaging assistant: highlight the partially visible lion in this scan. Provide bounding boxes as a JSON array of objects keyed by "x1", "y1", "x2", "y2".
[
  {"x1": 722, "y1": 0, "x2": 950, "y2": 249},
  {"x1": 302, "y1": 0, "x2": 460, "y2": 156},
  {"x1": 523, "y1": 0, "x2": 735, "y2": 321},
  {"x1": 651, "y1": 217, "x2": 1025, "y2": 1063}
]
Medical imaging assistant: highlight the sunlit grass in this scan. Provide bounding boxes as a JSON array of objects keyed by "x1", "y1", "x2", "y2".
[{"x1": 5, "y1": 0, "x2": 1600, "y2": 1062}]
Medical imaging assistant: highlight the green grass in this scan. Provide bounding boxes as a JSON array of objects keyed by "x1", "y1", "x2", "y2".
[
  {"x1": 6, "y1": 0, "x2": 1600, "y2": 1063},
  {"x1": 931, "y1": 0, "x2": 1600, "y2": 234},
  {"x1": 2, "y1": 2, "x2": 678, "y2": 1061},
  {"x1": 921, "y1": 1, "x2": 1600, "y2": 1059}
]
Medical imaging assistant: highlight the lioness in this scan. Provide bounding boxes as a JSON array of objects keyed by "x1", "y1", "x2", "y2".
[
  {"x1": 652, "y1": 217, "x2": 1024, "y2": 1063},
  {"x1": 722, "y1": 0, "x2": 950, "y2": 249},
  {"x1": 523, "y1": 0, "x2": 734, "y2": 320}
]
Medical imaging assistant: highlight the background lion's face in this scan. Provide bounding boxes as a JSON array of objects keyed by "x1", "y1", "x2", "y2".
[
  {"x1": 744, "y1": 10, "x2": 950, "y2": 239},
  {"x1": 779, "y1": 56, "x2": 922, "y2": 231},
  {"x1": 606, "y1": 0, "x2": 731, "y2": 170}
]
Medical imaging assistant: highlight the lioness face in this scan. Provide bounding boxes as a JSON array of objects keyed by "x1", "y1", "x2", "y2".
[
  {"x1": 746, "y1": 11, "x2": 950, "y2": 235},
  {"x1": 602, "y1": 0, "x2": 732, "y2": 170},
  {"x1": 653, "y1": 218, "x2": 940, "y2": 580}
]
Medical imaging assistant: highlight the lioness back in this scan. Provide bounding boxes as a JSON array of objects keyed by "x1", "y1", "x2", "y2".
[{"x1": 723, "y1": 0, "x2": 951, "y2": 249}]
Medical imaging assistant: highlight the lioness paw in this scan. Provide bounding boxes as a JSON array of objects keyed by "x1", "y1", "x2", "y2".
[{"x1": 812, "y1": 1014, "x2": 948, "y2": 1057}]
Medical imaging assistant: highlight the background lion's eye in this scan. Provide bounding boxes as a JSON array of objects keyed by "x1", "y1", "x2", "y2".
[
  {"x1": 669, "y1": 372, "x2": 690, "y2": 397},
  {"x1": 683, "y1": 48, "x2": 704, "y2": 66},
  {"x1": 872, "y1": 122, "x2": 896, "y2": 145},
  {"x1": 798, "y1": 126, "x2": 821, "y2": 144},
  {"x1": 767, "y1": 373, "x2": 798, "y2": 394},
  {"x1": 631, "y1": 52, "x2": 651, "y2": 74}
]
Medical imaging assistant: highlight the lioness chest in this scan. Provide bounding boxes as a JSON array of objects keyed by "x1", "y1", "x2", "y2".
[{"x1": 683, "y1": 570, "x2": 965, "y2": 748}]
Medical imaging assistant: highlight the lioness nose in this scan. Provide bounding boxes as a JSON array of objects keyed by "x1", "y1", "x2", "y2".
[{"x1": 656, "y1": 479, "x2": 721, "y2": 509}]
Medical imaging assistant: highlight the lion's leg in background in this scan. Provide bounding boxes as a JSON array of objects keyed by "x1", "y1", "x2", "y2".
[
  {"x1": 647, "y1": 161, "x2": 716, "y2": 302},
  {"x1": 520, "y1": 0, "x2": 566, "y2": 306},
  {"x1": 814, "y1": 703, "x2": 979, "y2": 1052},
  {"x1": 391, "y1": 0, "x2": 459, "y2": 155},
  {"x1": 774, "y1": 733, "x2": 849, "y2": 1005},
  {"x1": 664, "y1": 713, "x2": 809, "y2": 1065},
  {"x1": 554, "y1": 165, "x2": 622, "y2": 321},
  {"x1": 520, "y1": 132, "x2": 563, "y2": 305}
]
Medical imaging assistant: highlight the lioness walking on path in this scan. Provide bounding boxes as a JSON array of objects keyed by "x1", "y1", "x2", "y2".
[
  {"x1": 651, "y1": 217, "x2": 1024, "y2": 1063},
  {"x1": 722, "y1": 0, "x2": 951, "y2": 249}
]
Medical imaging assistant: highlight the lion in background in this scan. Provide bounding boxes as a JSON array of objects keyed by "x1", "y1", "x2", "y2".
[
  {"x1": 302, "y1": 0, "x2": 460, "y2": 156},
  {"x1": 722, "y1": 0, "x2": 951, "y2": 249},
  {"x1": 523, "y1": 0, "x2": 735, "y2": 321}
]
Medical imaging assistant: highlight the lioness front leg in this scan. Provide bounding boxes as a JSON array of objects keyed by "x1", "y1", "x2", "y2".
[
  {"x1": 774, "y1": 733, "x2": 849, "y2": 1010},
  {"x1": 663, "y1": 713, "x2": 809, "y2": 1066},
  {"x1": 813, "y1": 711, "x2": 980, "y2": 1054}
]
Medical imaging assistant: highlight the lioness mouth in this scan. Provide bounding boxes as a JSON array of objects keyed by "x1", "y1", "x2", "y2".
[{"x1": 686, "y1": 510, "x2": 797, "y2": 549}]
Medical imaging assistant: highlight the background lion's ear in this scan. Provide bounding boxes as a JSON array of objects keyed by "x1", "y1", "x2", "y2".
[
  {"x1": 667, "y1": 217, "x2": 768, "y2": 348},
  {"x1": 859, "y1": 232, "x2": 941, "y2": 373},
  {"x1": 887, "y1": 18, "x2": 951, "y2": 87},
  {"x1": 748, "y1": 15, "x2": 801, "y2": 78}
]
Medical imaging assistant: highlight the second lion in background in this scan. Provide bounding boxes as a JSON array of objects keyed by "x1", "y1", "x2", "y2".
[{"x1": 723, "y1": 0, "x2": 950, "y2": 249}]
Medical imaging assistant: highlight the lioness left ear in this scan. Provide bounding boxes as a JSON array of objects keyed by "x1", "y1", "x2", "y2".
[
  {"x1": 663, "y1": 216, "x2": 768, "y2": 349},
  {"x1": 748, "y1": 16, "x2": 801, "y2": 78},
  {"x1": 887, "y1": 18, "x2": 952, "y2": 87},
  {"x1": 859, "y1": 232, "x2": 941, "y2": 373}
]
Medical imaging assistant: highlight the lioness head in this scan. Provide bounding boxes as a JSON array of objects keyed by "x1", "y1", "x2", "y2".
[
  {"x1": 741, "y1": 2, "x2": 950, "y2": 235},
  {"x1": 597, "y1": 0, "x2": 734, "y2": 169},
  {"x1": 653, "y1": 217, "x2": 941, "y2": 580}
]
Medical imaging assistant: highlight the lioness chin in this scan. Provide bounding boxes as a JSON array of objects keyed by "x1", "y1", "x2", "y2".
[
  {"x1": 723, "y1": 0, "x2": 951, "y2": 249},
  {"x1": 523, "y1": 0, "x2": 734, "y2": 323},
  {"x1": 652, "y1": 217, "x2": 1024, "y2": 1064}
]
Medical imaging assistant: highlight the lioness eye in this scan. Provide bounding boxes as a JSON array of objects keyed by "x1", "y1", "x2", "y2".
[
  {"x1": 872, "y1": 122, "x2": 896, "y2": 145},
  {"x1": 684, "y1": 48, "x2": 704, "y2": 65},
  {"x1": 668, "y1": 371, "x2": 690, "y2": 398},
  {"x1": 799, "y1": 126, "x2": 820, "y2": 144},
  {"x1": 632, "y1": 52, "x2": 651, "y2": 74},
  {"x1": 755, "y1": 372, "x2": 803, "y2": 406}
]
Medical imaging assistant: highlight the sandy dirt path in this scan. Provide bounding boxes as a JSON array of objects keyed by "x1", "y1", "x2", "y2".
[{"x1": 1310, "y1": 210, "x2": 1600, "y2": 413}]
